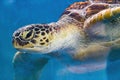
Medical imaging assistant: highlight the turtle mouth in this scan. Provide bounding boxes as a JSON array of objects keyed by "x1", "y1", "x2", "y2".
[
  {"x1": 12, "y1": 38, "x2": 49, "y2": 54},
  {"x1": 12, "y1": 37, "x2": 35, "y2": 50},
  {"x1": 15, "y1": 46, "x2": 49, "y2": 54},
  {"x1": 12, "y1": 37, "x2": 29, "y2": 47}
]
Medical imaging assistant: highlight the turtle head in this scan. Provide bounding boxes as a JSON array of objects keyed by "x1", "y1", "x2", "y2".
[{"x1": 12, "y1": 24, "x2": 54, "y2": 54}]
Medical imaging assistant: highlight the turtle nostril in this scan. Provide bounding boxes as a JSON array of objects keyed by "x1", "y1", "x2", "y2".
[
  {"x1": 12, "y1": 37, "x2": 16, "y2": 45},
  {"x1": 15, "y1": 32, "x2": 20, "y2": 36},
  {"x1": 13, "y1": 30, "x2": 21, "y2": 37},
  {"x1": 12, "y1": 38, "x2": 14, "y2": 44}
]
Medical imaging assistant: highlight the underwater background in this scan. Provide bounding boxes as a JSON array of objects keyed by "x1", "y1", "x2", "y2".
[{"x1": 0, "y1": 0, "x2": 120, "y2": 80}]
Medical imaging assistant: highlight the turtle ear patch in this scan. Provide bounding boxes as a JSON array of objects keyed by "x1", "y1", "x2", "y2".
[
  {"x1": 28, "y1": 24, "x2": 52, "y2": 46},
  {"x1": 39, "y1": 37, "x2": 50, "y2": 46}
]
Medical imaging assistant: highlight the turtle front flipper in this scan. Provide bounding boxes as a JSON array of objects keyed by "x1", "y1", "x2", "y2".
[
  {"x1": 68, "y1": 6, "x2": 120, "y2": 73},
  {"x1": 69, "y1": 43, "x2": 110, "y2": 73},
  {"x1": 71, "y1": 41, "x2": 120, "y2": 74},
  {"x1": 13, "y1": 51, "x2": 49, "y2": 80},
  {"x1": 68, "y1": 6, "x2": 120, "y2": 74}
]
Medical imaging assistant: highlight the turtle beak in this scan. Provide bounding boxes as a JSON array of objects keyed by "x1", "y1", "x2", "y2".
[
  {"x1": 12, "y1": 30, "x2": 20, "y2": 46},
  {"x1": 12, "y1": 37, "x2": 19, "y2": 48},
  {"x1": 12, "y1": 35, "x2": 16, "y2": 46}
]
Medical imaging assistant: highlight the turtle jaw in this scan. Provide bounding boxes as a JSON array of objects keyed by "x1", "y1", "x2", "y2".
[
  {"x1": 16, "y1": 47, "x2": 50, "y2": 54},
  {"x1": 12, "y1": 37, "x2": 51, "y2": 54},
  {"x1": 13, "y1": 44, "x2": 50, "y2": 54},
  {"x1": 12, "y1": 38, "x2": 33, "y2": 51}
]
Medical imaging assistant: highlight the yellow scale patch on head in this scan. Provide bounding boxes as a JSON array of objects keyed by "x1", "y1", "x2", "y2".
[{"x1": 21, "y1": 31, "x2": 29, "y2": 39}]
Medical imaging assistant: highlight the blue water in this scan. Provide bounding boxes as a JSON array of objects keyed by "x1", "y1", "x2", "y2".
[{"x1": 0, "y1": 0, "x2": 120, "y2": 80}]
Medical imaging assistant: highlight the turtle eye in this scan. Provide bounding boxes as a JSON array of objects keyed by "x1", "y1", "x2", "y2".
[{"x1": 20, "y1": 30, "x2": 34, "y2": 41}]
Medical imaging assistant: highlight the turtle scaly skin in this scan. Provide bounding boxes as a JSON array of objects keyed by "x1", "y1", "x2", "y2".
[{"x1": 12, "y1": 0, "x2": 120, "y2": 80}]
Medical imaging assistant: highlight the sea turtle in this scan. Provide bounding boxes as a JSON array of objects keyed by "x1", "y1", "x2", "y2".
[{"x1": 12, "y1": 0, "x2": 120, "y2": 80}]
